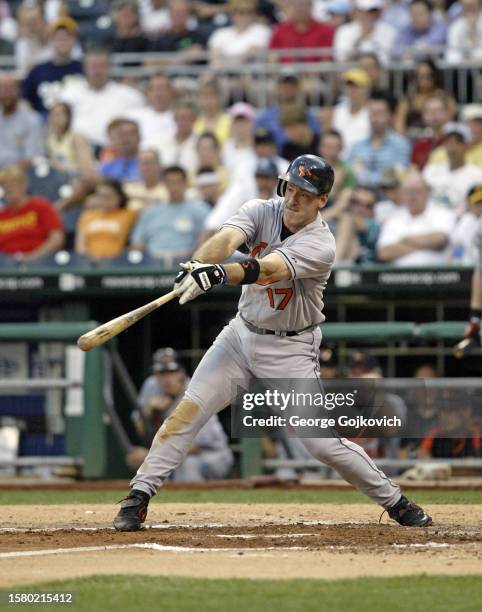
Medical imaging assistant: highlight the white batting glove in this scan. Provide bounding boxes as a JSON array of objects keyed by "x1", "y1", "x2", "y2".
[{"x1": 174, "y1": 260, "x2": 226, "y2": 305}]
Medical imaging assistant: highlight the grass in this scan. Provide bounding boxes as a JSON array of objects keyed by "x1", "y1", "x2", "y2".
[
  {"x1": 1, "y1": 575, "x2": 481, "y2": 612},
  {"x1": 1, "y1": 488, "x2": 481, "y2": 505}
]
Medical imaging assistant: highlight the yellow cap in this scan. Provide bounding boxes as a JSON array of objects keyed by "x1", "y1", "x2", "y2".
[
  {"x1": 50, "y1": 16, "x2": 78, "y2": 34},
  {"x1": 342, "y1": 68, "x2": 371, "y2": 88}
]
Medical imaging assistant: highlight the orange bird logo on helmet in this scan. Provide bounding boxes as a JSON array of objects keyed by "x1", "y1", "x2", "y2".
[{"x1": 298, "y1": 164, "x2": 312, "y2": 178}]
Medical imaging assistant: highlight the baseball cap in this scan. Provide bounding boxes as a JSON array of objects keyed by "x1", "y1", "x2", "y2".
[
  {"x1": 467, "y1": 184, "x2": 482, "y2": 206},
  {"x1": 442, "y1": 122, "x2": 471, "y2": 144},
  {"x1": 152, "y1": 347, "x2": 180, "y2": 373},
  {"x1": 254, "y1": 128, "x2": 275, "y2": 144},
  {"x1": 342, "y1": 68, "x2": 371, "y2": 88},
  {"x1": 229, "y1": 102, "x2": 255, "y2": 121},
  {"x1": 461, "y1": 104, "x2": 482, "y2": 122},
  {"x1": 255, "y1": 158, "x2": 278, "y2": 178},
  {"x1": 347, "y1": 351, "x2": 381, "y2": 373},
  {"x1": 355, "y1": 0, "x2": 383, "y2": 10},
  {"x1": 327, "y1": 0, "x2": 352, "y2": 15},
  {"x1": 278, "y1": 67, "x2": 299, "y2": 83},
  {"x1": 50, "y1": 16, "x2": 78, "y2": 33}
]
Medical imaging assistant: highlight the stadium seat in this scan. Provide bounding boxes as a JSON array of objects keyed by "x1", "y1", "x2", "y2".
[
  {"x1": 67, "y1": 0, "x2": 110, "y2": 21},
  {"x1": 28, "y1": 251, "x2": 92, "y2": 270},
  {"x1": 26, "y1": 161, "x2": 73, "y2": 204},
  {"x1": 94, "y1": 251, "x2": 157, "y2": 268}
]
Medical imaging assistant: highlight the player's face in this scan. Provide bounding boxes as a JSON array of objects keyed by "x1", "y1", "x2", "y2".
[{"x1": 283, "y1": 182, "x2": 327, "y2": 230}]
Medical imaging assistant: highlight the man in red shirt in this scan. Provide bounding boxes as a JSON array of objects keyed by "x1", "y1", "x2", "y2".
[
  {"x1": 0, "y1": 165, "x2": 64, "y2": 262},
  {"x1": 411, "y1": 93, "x2": 451, "y2": 169},
  {"x1": 269, "y1": 0, "x2": 334, "y2": 62}
]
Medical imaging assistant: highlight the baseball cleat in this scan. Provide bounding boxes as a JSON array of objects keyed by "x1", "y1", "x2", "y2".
[
  {"x1": 113, "y1": 490, "x2": 150, "y2": 531},
  {"x1": 387, "y1": 495, "x2": 433, "y2": 527}
]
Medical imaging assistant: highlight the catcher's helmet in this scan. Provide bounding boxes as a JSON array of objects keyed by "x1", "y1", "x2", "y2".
[{"x1": 277, "y1": 154, "x2": 334, "y2": 197}]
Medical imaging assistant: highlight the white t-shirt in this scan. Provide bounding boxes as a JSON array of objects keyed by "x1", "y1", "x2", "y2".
[
  {"x1": 423, "y1": 162, "x2": 482, "y2": 216},
  {"x1": 445, "y1": 14, "x2": 482, "y2": 64},
  {"x1": 332, "y1": 100, "x2": 370, "y2": 158},
  {"x1": 155, "y1": 133, "x2": 198, "y2": 171},
  {"x1": 59, "y1": 77, "x2": 145, "y2": 145},
  {"x1": 208, "y1": 23, "x2": 271, "y2": 57},
  {"x1": 451, "y1": 212, "x2": 481, "y2": 264},
  {"x1": 377, "y1": 201, "x2": 455, "y2": 266},
  {"x1": 124, "y1": 106, "x2": 176, "y2": 151},
  {"x1": 334, "y1": 20, "x2": 396, "y2": 64}
]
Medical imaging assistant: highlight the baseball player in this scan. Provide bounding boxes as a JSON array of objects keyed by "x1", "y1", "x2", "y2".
[
  {"x1": 454, "y1": 184, "x2": 482, "y2": 357},
  {"x1": 114, "y1": 154, "x2": 432, "y2": 530}
]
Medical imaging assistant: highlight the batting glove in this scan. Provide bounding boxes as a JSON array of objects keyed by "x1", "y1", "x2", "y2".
[{"x1": 175, "y1": 260, "x2": 227, "y2": 305}]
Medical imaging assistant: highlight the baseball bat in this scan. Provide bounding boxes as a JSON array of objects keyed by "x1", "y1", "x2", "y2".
[{"x1": 77, "y1": 290, "x2": 178, "y2": 351}]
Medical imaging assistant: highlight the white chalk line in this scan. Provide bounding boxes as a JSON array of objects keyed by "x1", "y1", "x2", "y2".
[
  {"x1": 0, "y1": 521, "x2": 371, "y2": 534},
  {"x1": 0, "y1": 543, "x2": 310, "y2": 559}
]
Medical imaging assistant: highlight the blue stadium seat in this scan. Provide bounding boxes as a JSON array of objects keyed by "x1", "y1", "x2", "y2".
[
  {"x1": 26, "y1": 161, "x2": 73, "y2": 204},
  {"x1": 0, "y1": 254, "x2": 18, "y2": 270},
  {"x1": 78, "y1": 18, "x2": 114, "y2": 47},
  {"x1": 29, "y1": 251, "x2": 92, "y2": 270},
  {"x1": 95, "y1": 250, "x2": 157, "y2": 268}
]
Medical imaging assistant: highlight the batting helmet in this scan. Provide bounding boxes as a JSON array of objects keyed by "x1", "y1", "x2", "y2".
[{"x1": 277, "y1": 154, "x2": 334, "y2": 197}]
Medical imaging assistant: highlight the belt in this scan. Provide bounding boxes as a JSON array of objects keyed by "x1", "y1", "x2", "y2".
[{"x1": 240, "y1": 315, "x2": 317, "y2": 337}]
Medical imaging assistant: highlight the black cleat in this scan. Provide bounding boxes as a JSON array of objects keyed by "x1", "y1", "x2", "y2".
[
  {"x1": 113, "y1": 490, "x2": 150, "y2": 531},
  {"x1": 387, "y1": 495, "x2": 433, "y2": 527}
]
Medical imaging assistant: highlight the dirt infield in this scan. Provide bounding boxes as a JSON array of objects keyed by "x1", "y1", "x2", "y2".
[{"x1": 1, "y1": 504, "x2": 481, "y2": 586}]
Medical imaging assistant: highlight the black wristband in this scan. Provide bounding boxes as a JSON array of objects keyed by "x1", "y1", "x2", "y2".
[
  {"x1": 469, "y1": 308, "x2": 482, "y2": 322},
  {"x1": 238, "y1": 258, "x2": 260, "y2": 285}
]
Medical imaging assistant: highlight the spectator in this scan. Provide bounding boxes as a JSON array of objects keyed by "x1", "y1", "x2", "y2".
[
  {"x1": 392, "y1": 0, "x2": 447, "y2": 60},
  {"x1": 381, "y1": 0, "x2": 411, "y2": 29},
  {"x1": 99, "y1": 119, "x2": 124, "y2": 164},
  {"x1": 195, "y1": 166, "x2": 222, "y2": 206},
  {"x1": 280, "y1": 104, "x2": 320, "y2": 161},
  {"x1": 253, "y1": 128, "x2": 290, "y2": 175},
  {"x1": 331, "y1": 68, "x2": 371, "y2": 158},
  {"x1": 319, "y1": 130, "x2": 357, "y2": 202},
  {"x1": 128, "y1": 349, "x2": 234, "y2": 480},
  {"x1": 208, "y1": 0, "x2": 271, "y2": 66},
  {"x1": 158, "y1": 100, "x2": 199, "y2": 170},
  {"x1": 0, "y1": 165, "x2": 64, "y2": 263},
  {"x1": 325, "y1": 0, "x2": 352, "y2": 30},
  {"x1": 138, "y1": 0, "x2": 171, "y2": 35},
  {"x1": 445, "y1": 0, "x2": 482, "y2": 64},
  {"x1": 21, "y1": 17, "x2": 83, "y2": 116},
  {"x1": 98, "y1": 119, "x2": 142, "y2": 182},
  {"x1": 423, "y1": 122, "x2": 482, "y2": 215},
  {"x1": 148, "y1": 0, "x2": 208, "y2": 61},
  {"x1": 400, "y1": 362, "x2": 439, "y2": 458},
  {"x1": 124, "y1": 149, "x2": 169, "y2": 212},
  {"x1": 334, "y1": 0, "x2": 396, "y2": 64},
  {"x1": 15, "y1": 2, "x2": 50, "y2": 74},
  {"x1": 223, "y1": 102, "x2": 257, "y2": 179},
  {"x1": 125, "y1": 74, "x2": 176, "y2": 150},
  {"x1": 59, "y1": 49, "x2": 144, "y2": 147},
  {"x1": 348, "y1": 93, "x2": 411, "y2": 187},
  {"x1": 195, "y1": 132, "x2": 229, "y2": 190},
  {"x1": 202, "y1": 157, "x2": 277, "y2": 238},
  {"x1": 430, "y1": 104, "x2": 482, "y2": 168},
  {"x1": 193, "y1": 80, "x2": 231, "y2": 145},
  {"x1": 419, "y1": 395, "x2": 480, "y2": 458},
  {"x1": 110, "y1": 0, "x2": 149, "y2": 54},
  {"x1": 461, "y1": 104, "x2": 482, "y2": 168},
  {"x1": 450, "y1": 183, "x2": 482, "y2": 264},
  {"x1": 130, "y1": 165, "x2": 210, "y2": 261},
  {"x1": 0, "y1": 73, "x2": 44, "y2": 169},
  {"x1": 75, "y1": 178, "x2": 137, "y2": 261},
  {"x1": 377, "y1": 169, "x2": 454, "y2": 265},
  {"x1": 394, "y1": 58, "x2": 456, "y2": 135},
  {"x1": 319, "y1": 347, "x2": 339, "y2": 379},
  {"x1": 358, "y1": 52, "x2": 386, "y2": 92},
  {"x1": 269, "y1": 0, "x2": 334, "y2": 62},
  {"x1": 334, "y1": 186, "x2": 381, "y2": 262},
  {"x1": 411, "y1": 92, "x2": 451, "y2": 169},
  {"x1": 374, "y1": 167, "x2": 403, "y2": 223},
  {"x1": 46, "y1": 102, "x2": 97, "y2": 180},
  {"x1": 0, "y1": 2, "x2": 17, "y2": 46},
  {"x1": 255, "y1": 70, "x2": 321, "y2": 151}
]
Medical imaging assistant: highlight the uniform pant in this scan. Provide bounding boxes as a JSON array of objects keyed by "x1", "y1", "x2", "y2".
[{"x1": 131, "y1": 315, "x2": 401, "y2": 509}]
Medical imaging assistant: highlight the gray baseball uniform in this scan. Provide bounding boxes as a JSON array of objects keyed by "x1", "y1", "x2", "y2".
[{"x1": 131, "y1": 198, "x2": 401, "y2": 508}]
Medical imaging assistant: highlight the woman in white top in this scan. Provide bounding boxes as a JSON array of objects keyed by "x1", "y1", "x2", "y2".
[{"x1": 208, "y1": 0, "x2": 271, "y2": 66}]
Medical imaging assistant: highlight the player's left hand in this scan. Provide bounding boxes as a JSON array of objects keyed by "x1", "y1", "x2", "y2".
[{"x1": 174, "y1": 260, "x2": 226, "y2": 305}]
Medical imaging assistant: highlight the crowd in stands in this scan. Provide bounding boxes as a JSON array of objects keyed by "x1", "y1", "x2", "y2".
[{"x1": 0, "y1": 0, "x2": 482, "y2": 270}]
